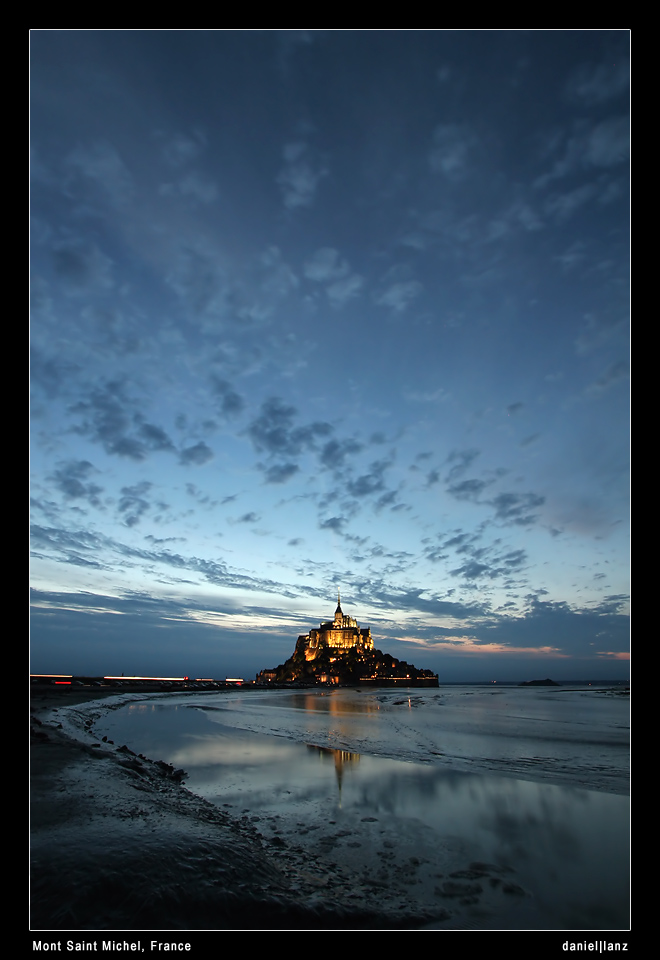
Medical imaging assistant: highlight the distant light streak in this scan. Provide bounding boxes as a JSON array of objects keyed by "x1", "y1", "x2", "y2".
[
  {"x1": 104, "y1": 675, "x2": 189, "y2": 681},
  {"x1": 31, "y1": 674, "x2": 72, "y2": 678}
]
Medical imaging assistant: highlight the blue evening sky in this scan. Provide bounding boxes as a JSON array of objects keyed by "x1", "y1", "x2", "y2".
[{"x1": 30, "y1": 30, "x2": 629, "y2": 682}]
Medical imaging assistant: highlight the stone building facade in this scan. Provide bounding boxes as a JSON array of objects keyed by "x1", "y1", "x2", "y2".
[{"x1": 294, "y1": 592, "x2": 374, "y2": 661}]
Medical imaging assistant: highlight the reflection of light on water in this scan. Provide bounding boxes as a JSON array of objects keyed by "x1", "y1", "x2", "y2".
[
  {"x1": 125, "y1": 703, "x2": 153, "y2": 715},
  {"x1": 229, "y1": 691, "x2": 384, "y2": 717},
  {"x1": 307, "y1": 744, "x2": 360, "y2": 766},
  {"x1": 125, "y1": 702, "x2": 188, "y2": 716}
]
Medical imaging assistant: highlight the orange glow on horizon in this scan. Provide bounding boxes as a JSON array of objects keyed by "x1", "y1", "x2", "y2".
[{"x1": 418, "y1": 639, "x2": 572, "y2": 657}]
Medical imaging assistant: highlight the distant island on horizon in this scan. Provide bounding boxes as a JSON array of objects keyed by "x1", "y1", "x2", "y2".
[{"x1": 256, "y1": 593, "x2": 439, "y2": 687}]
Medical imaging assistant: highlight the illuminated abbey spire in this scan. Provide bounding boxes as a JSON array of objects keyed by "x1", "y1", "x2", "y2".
[
  {"x1": 334, "y1": 589, "x2": 343, "y2": 626},
  {"x1": 305, "y1": 594, "x2": 373, "y2": 659}
]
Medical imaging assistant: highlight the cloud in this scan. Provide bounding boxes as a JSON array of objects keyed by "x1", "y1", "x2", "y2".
[
  {"x1": 247, "y1": 397, "x2": 331, "y2": 458},
  {"x1": 375, "y1": 280, "x2": 422, "y2": 313},
  {"x1": 167, "y1": 245, "x2": 231, "y2": 323},
  {"x1": 347, "y1": 458, "x2": 391, "y2": 498},
  {"x1": 375, "y1": 490, "x2": 398, "y2": 512},
  {"x1": 303, "y1": 247, "x2": 349, "y2": 283},
  {"x1": 161, "y1": 132, "x2": 206, "y2": 168},
  {"x1": 263, "y1": 462, "x2": 299, "y2": 484},
  {"x1": 489, "y1": 492, "x2": 545, "y2": 526},
  {"x1": 210, "y1": 376, "x2": 245, "y2": 417},
  {"x1": 118, "y1": 482, "x2": 152, "y2": 527},
  {"x1": 303, "y1": 248, "x2": 363, "y2": 306},
  {"x1": 450, "y1": 559, "x2": 492, "y2": 580},
  {"x1": 258, "y1": 246, "x2": 299, "y2": 302},
  {"x1": 50, "y1": 460, "x2": 103, "y2": 506},
  {"x1": 446, "y1": 538, "x2": 528, "y2": 582},
  {"x1": 444, "y1": 471, "x2": 545, "y2": 527},
  {"x1": 487, "y1": 200, "x2": 543, "y2": 240},
  {"x1": 535, "y1": 117, "x2": 629, "y2": 189},
  {"x1": 236, "y1": 512, "x2": 259, "y2": 524},
  {"x1": 276, "y1": 31, "x2": 315, "y2": 74},
  {"x1": 574, "y1": 310, "x2": 628, "y2": 358},
  {"x1": 69, "y1": 380, "x2": 177, "y2": 462},
  {"x1": 319, "y1": 438, "x2": 363, "y2": 470},
  {"x1": 167, "y1": 243, "x2": 298, "y2": 337},
  {"x1": 30, "y1": 348, "x2": 80, "y2": 400},
  {"x1": 277, "y1": 141, "x2": 328, "y2": 209},
  {"x1": 447, "y1": 478, "x2": 489, "y2": 501},
  {"x1": 566, "y1": 60, "x2": 630, "y2": 106},
  {"x1": 404, "y1": 388, "x2": 450, "y2": 404},
  {"x1": 52, "y1": 239, "x2": 114, "y2": 295},
  {"x1": 326, "y1": 273, "x2": 363, "y2": 307},
  {"x1": 585, "y1": 360, "x2": 629, "y2": 397},
  {"x1": 477, "y1": 594, "x2": 630, "y2": 657},
  {"x1": 30, "y1": 525, "x2": 296, "y2": 598},
  {"x1": 441, "y1": 531, "x2": 476, "y2": 552},
  {"x1": 319, "y1": 516, "x2": 346, "y2": 533},
  {"x1": 445, "y1": 448, "x2": 480, "y2": 482},
  {"x1": 69, "y1": 380, "x2": 149, "y2": 461},
  {"x1": 138, "y1": 422, "x2": 176, "y2": 453},
  {"x1": 585, "y1": 117, "x2": 629, "y2": 168},
  {"x1": 363, "y1": 584, "x2": 487, "y2": 621},
  {"x1": 64, "y1": 141, "x2": 134, "y2": 207},
  {"x1": 160, "y1": 173, "x2": 218, "y2": 204},
  {"x1": 428, "y1": 124, "x2": 477, "y2": 179},
  {"x1": 555, "y1": 241, "x2": 587, "y2": 272},
  {"x1": 179, "y1": 441, "x2": 214, "y2": 466},
  {"x1": 544, "y1": 184, "x2": 597, "y2": 223}
]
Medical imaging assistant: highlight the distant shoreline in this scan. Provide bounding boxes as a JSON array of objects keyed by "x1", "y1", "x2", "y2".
[{"x1": 30, "y1": 676, "x2": 630, "y2": 694}]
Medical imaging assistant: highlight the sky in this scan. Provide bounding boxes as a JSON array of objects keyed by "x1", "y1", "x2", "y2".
[{"x1": 30, "y1": 30, "x2": 630, "y2": 682}]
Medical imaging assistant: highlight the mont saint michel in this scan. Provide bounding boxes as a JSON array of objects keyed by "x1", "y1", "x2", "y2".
[{"x1": 257, "y1": 593, "x2": 438, "y2": 686}]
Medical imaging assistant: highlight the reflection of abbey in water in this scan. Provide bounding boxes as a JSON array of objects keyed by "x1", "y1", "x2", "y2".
[
  {"x1": 257, "y1": 593, "x2": 438, "y2": 686},
  {"x1": 307, "y1": 744, "x2": 360, "y2": 796}
]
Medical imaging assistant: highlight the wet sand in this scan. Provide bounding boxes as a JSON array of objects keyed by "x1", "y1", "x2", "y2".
[{"x1": 30, "y1": 688, "x2": 537, "y2": 931}]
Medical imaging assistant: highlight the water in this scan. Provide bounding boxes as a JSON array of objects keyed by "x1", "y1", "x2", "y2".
[{"x1": 89, "y1": 685, "x2": 630, "y2": 929}]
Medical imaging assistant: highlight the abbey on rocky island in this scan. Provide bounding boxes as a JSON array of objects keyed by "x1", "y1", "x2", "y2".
[{"x1": 256, "y1": 593, "x2": 438, "y2": 687}]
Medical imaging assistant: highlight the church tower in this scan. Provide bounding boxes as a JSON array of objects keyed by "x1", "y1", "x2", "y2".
[{"x1": 334, "y1": 589, "x2": 343, "y2": 626}]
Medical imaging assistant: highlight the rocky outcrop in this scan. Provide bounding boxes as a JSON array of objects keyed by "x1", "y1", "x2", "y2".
[{"x1": 257, "y1": 645, "x2": 437, "y2": 686}]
